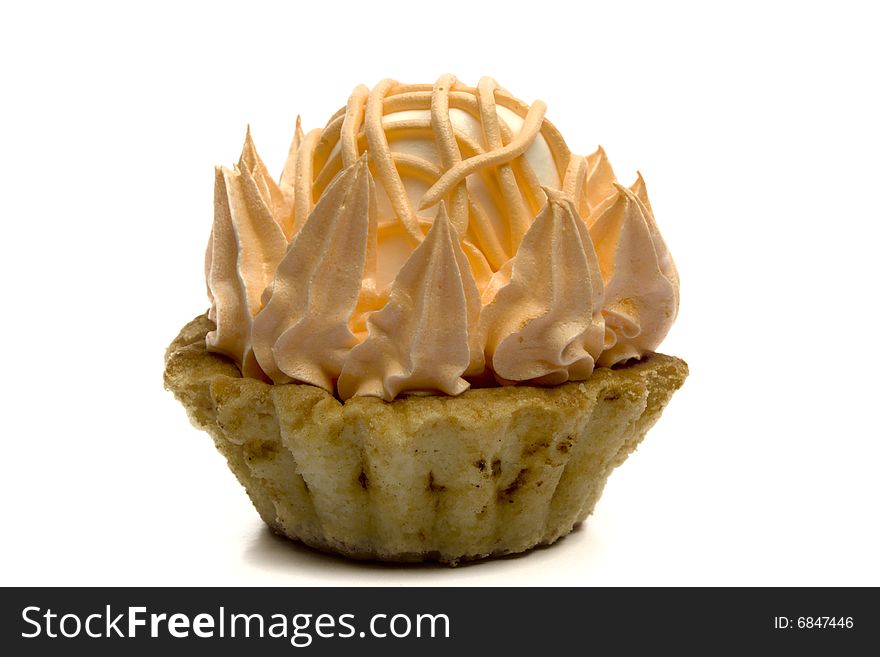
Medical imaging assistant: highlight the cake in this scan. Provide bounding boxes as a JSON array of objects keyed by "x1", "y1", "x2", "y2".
[{"x1": 164, "y1": 75, "x2": 687, "y2": 564}]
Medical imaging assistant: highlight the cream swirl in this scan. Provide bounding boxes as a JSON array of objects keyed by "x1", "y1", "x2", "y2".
[
  {"x1": 479, "y1": 189, "x2": 605, "y2": 385},
  {"x1": 204, "y1": 75, "x2": 680, "y2": 399},
  {"x1": 589, "y1": 182, "x2": 679, "y2": 366}
]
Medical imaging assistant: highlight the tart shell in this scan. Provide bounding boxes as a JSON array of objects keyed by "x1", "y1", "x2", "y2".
[{"x1": 164, "y1": 314, "x2": 687, "y2": 564}]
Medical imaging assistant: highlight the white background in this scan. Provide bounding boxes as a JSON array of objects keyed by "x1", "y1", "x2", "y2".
[{"x1": 2, "y1": 0, "x2": 878, "y2": 586}]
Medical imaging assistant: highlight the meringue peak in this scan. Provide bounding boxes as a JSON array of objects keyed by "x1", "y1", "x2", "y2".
[
  {"x1": 238, "y1": 127, "x2": 295, "y2": 239},
  {"x1": 337, "y1": 203, "x2": 482, "y2": 401},
  {"x1": 251, "y1": 156, "x2": 375, "y2": 388},
  {"x1": 205, "y1": 163, "x2": 287, "y2": 380}
]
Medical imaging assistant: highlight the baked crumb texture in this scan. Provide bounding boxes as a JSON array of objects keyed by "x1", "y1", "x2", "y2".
[{"x1": 165, "y1": 315, "x2": 687, "y2": 564}]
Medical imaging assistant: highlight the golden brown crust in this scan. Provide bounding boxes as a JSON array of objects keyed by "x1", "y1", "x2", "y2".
[{"x1": 164, "y1": 314, "x2": 687, "y2": 564}]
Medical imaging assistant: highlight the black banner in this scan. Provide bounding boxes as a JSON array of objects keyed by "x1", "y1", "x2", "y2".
[{"x1": 1, "y1": 587, "x2": 875, "y2": 654}]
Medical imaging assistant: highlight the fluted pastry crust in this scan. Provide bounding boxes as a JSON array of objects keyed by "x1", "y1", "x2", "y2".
[{"x1": 165, "y1": 315, "x2": 687, "y2": 564}]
